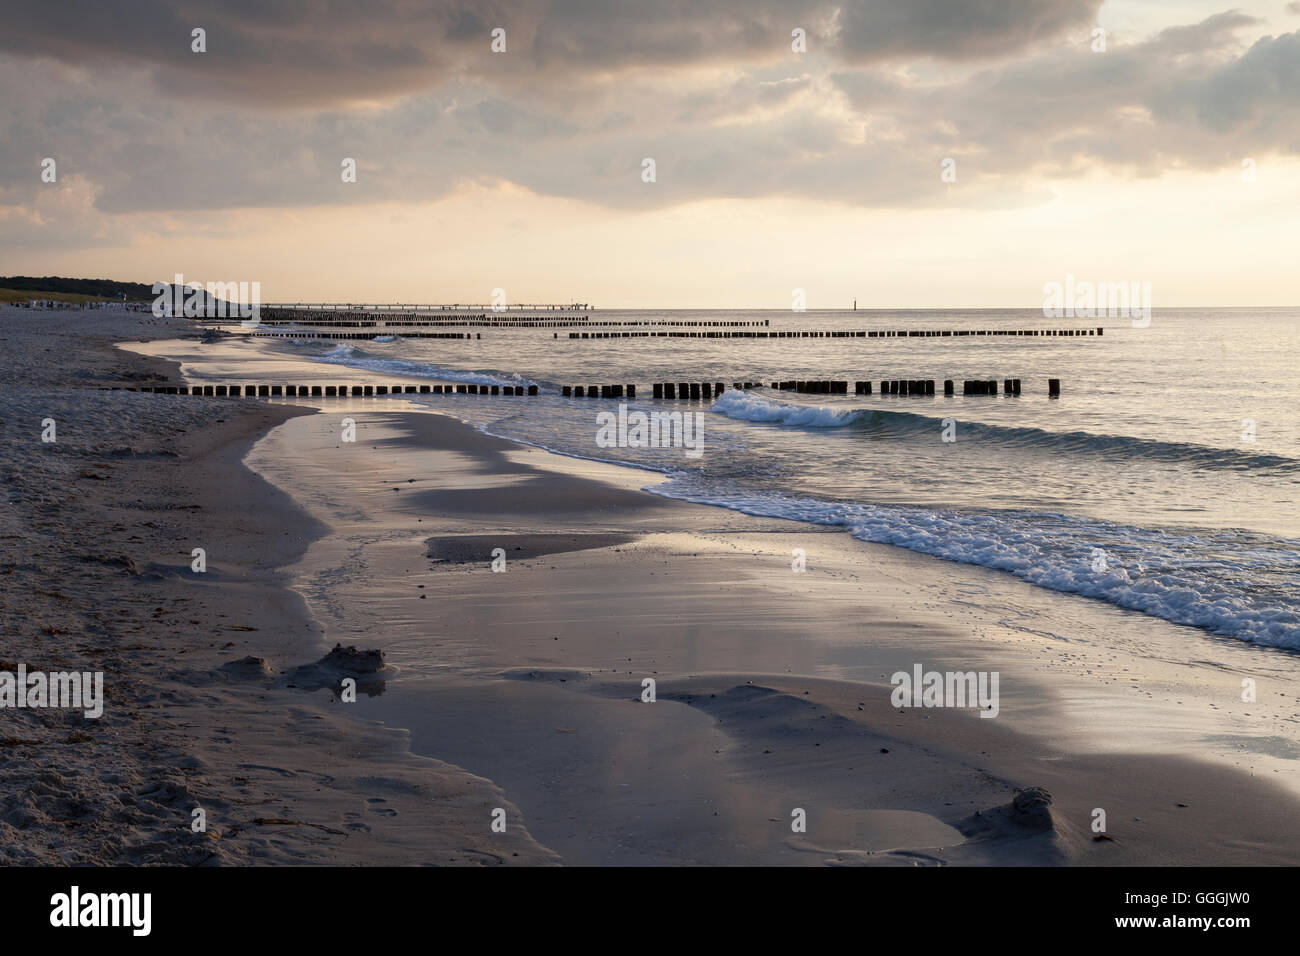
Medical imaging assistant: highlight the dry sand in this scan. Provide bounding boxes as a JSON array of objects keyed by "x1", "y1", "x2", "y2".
[{"x1": 0, "y1": 307, "x2": 554, "y2": 865}]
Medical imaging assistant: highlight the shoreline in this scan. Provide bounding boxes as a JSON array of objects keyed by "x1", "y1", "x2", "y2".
[
  {"x1": 243, "y1": 402, "x2": 1300, "y2": 865},
  {"x1": 6, "y1": 309, "x2": 1299, "y2": 866}
]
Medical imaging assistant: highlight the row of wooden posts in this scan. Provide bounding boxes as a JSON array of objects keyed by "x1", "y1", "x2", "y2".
[
  {"x1": 108, "y1": 383, "x2": 539, "y2": 396},
  {"x1": 565, "y1": 380, "x2": 1061, "y2": 398},
  {"x1": 232, "y1": 324, "x2": 1100, "y2": 340},
  {"x1": 801, "y1": 379, "x2": 1058, "y2": 396},
  {"x1": 253, "y1": 310, "x2": 770, "y2": 329},
  {"x1": 560, "y1": 382, "x2": 766, "y2": 399},
  {"x1": 240, "y1": 326, "x2": 1100, "y2": 341},
  {"x1": 249, "y1": 331, "x2": 479, "y2": 340},
  {"x1": 108, "y1": 379, "x2": 1060, "y2": 398},
  {"x1": 563, "y1": 384, "x2": 636, "y2": 398},
  {"x1": 569, "y1": 328, "x2": 1102, "y2": 340}
]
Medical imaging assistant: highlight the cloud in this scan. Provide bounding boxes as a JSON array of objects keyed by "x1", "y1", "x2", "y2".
[
  {"x1": 830, "y1": 14, "x2": 1300, "y2": 180},
  {"x1": 0, "y1": 0, "x2": 485, "y2": 108},
  {"x1": 1194, "y1": 30, "x2": 1300, "y2": 135},
  {"x1": 0, "y1": 4, "x2": 1295, "y2": 244},
  {"x1": 0, "y1": 0, "x2": 1105, "y2": 109},
  {"x1": 834, "y1": 0, "x2": 1100, "y2": 63}
]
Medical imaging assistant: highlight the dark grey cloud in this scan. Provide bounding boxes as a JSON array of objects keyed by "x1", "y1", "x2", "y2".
[
  {"x1": 0, "y1": 0, "x2": 1105, "y2": 108},
  {"x1": 836, "y1": 0, "x2": 1099, "y2": 62},
  {"x1": 1143, "y1": 9, "x2": 1259, "y2": 55},
  {"x1": 0, "y1": 0, "x2": 492, "y2": 107},
  {"x1": 1195, "y1": 30, "x2": 1300, "y2": 135}
]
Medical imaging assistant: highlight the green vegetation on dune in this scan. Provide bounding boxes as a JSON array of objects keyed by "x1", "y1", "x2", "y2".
[
  {"x1": 0, "y1": 275, "x2": 155, "y2": 301},
  {"x1": 0, "y1": 287, "x2": 119, "y2": 305}
]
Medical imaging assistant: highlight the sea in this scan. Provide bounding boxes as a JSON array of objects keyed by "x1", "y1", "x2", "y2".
[{"x1": 249, "y1": 307, "x2": 1300, "y2": 650}]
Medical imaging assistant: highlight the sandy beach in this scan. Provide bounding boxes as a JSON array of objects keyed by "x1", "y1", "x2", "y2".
[
  {"x1": 5, "y1": 306, "x2": 1296, "y2": 866},
  {"x1": 0, "y1": 308, "x2": 554, "y2": 865}
]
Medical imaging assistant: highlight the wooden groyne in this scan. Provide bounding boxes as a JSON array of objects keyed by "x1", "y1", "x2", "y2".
[
  {"x1": 109, "y1": 378, "x2": 1060, "y2": 398},
  {"x1": 568, "y1": 382, "x2": 761, "y2": 398},
  {"x1": 262, "y1": 302, "x2": 591, "y2": 313},
  {"x1": 249, "y1": 330, "x2": 477, "y2": 340},
  {"x1": 569, "y1": 327, "x2": 1101, "y2": 339},
  {"x1": 233, "y1": 310, "x2": 1096, "y2": 337},
  {"x1": 108, "y1": 383, "x2": 538, "y2": 396},
  {"x1": 245, "y1": 308, "x2": 770, "y2": 329}
]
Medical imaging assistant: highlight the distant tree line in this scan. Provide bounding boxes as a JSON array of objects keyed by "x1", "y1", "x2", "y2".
[{"x1": 0, "y1": 275, "x2": 155, "y2": 300}]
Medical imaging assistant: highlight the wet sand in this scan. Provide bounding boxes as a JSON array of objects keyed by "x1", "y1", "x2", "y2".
[{"x1": 241, "y1": 403, "x2": 1300, "y2": 865}]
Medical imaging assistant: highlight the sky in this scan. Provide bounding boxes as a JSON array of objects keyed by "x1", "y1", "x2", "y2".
[{"x1": 1, "y1": 0, "x2": 1298, "y2": 308}]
